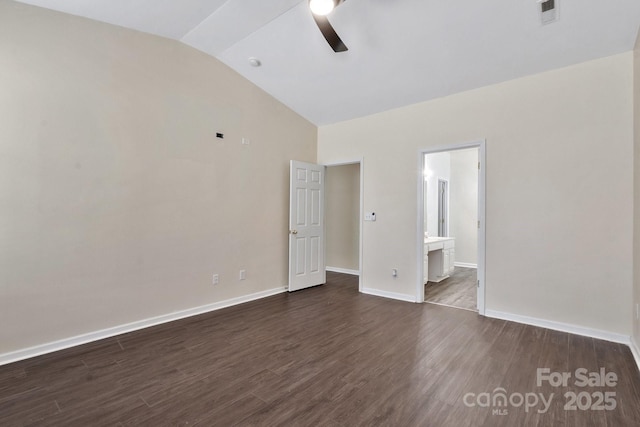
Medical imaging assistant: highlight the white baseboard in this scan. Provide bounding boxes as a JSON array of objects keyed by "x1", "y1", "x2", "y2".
[
  {"x1": 0, "y1": 286, "x2": 287, "y2": 367},
  {"x1": 454, "y1": 262, "x2": 477, "y2": 269},
  {"x1": 485, "y1": 309, "x2": 630, "y2": 345},
  {"x1": 630, "y1": 338, "x2": 640, "y2": 374},
  {"x1": 362, "y1": 287, "x2": 416, "y2": 303},
  {"x1": 326, "y1": 266, "x2": 360, "y2": 276}
]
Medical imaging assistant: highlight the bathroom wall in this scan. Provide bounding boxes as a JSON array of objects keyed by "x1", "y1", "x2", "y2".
[{"x1": 449, "y1": 148, "x2": 479, "y2": 266}]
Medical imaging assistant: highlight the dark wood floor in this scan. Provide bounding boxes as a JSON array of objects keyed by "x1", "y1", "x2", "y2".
[
  {"x1": 1, "y1": 272, "x2": 639, "y2": 426},
  {"x1": 425, "y1": 267, "x2": 477, "y2": 311}
]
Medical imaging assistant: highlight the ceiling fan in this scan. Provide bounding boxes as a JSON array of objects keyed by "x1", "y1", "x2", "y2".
[{"x1": 309, "y1": 0, "x2": 348, "y2": 52}]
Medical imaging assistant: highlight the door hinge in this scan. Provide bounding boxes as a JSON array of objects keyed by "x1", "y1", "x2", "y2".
[
  {"x1": 478, "y1": 162, "x2": 480, "y2": 170},
  {"x1": 477, "y1": 280, "x2": 480, "y2": 288},
  {"x1": 477, "y1": 220, "x2": 480, "y2": 228}
]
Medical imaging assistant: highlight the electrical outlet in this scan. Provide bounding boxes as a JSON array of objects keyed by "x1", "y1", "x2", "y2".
[
  {"x1": 212, "y1": 274, "x2": 219, "y2": 285},
  {"x1": 239, "y1": 269, "x2": 246, "y2": 280},
  {"x1": 392, "y1": 268, "x2": 398, "y2": 277}
]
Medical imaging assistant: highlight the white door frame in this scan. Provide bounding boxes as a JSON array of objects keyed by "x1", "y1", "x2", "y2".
[
  {"x1": 417, "y1": 141, "x2": 486, "y2": 314},
  {"x1": 323, "y1": 158, "x2": 364, "y2": 292}
]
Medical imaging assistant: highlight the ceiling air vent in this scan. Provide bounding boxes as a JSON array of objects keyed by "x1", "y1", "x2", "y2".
[{"x1": 539, "y1": 0, "x2": 558, "y2": 24}]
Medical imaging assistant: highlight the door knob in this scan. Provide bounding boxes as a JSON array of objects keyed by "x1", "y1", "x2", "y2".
[{"x1": 290, "y1": 230, "x2": 298, "y2": 235}]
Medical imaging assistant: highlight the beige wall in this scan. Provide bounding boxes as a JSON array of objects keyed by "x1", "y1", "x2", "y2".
[
  {"x1": 449, "y1": 148, "x2": 478, "y2": 266},
  {"x1": 633, "y1": 30, "x2": 640, "y2": 347},
  {"x1": 325, "y1": 164, "x2": 360, "y2": 271},
  {"x1": 0, "y1": 1, "x2": 316, "y2": 354},
  {"x1": 319, "y1": 53, "x2": 634, "y2": 336}
]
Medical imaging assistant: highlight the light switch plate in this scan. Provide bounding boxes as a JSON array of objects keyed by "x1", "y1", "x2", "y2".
[{"x1": 364, "y1": 212, "x2": 376, "y2": 221}]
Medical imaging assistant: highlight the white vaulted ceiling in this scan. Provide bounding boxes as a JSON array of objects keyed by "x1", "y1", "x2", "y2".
[{"x1": 13, "y1": 0, "x2": 640, "y2": 125}]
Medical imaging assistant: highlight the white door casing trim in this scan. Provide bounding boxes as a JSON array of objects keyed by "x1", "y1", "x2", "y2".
[{"x1": 417, "y1": 140, "x2": 486, "y2": 314}]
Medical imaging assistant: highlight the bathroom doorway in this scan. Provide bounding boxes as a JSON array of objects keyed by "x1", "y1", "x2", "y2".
[{"x1": 417, "y1": 141, "x2": 485, "y2": 314}]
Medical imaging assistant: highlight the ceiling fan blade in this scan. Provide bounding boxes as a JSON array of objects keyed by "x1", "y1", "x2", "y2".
[{"x1": 312, "y1": 14, "x2": 348, "y2": 52}]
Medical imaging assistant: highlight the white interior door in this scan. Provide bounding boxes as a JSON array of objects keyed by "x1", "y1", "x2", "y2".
[{"x1": 288, "y1": 160, "x2": 326, "y2": 291}]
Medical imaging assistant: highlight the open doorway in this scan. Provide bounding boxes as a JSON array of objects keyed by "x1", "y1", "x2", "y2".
[
  {"x1": 325, "y1": 161, "x2": 363, "y2": 291},
  {"x1": 418, "y1": 142, "x2": 485, "y2": 313}
]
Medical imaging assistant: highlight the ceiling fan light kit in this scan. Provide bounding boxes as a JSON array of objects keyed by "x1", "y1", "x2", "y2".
[
  {"x1": 309, "y1": 0, "x2": 337, "y2": 16},
  {"x1": 309, "y1": 0, "x2": 348, "y2": 53}
]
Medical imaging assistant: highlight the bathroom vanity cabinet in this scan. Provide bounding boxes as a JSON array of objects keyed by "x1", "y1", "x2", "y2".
[{"x1": 424, "y1": 237, "x2": 455, "y2": 283}]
